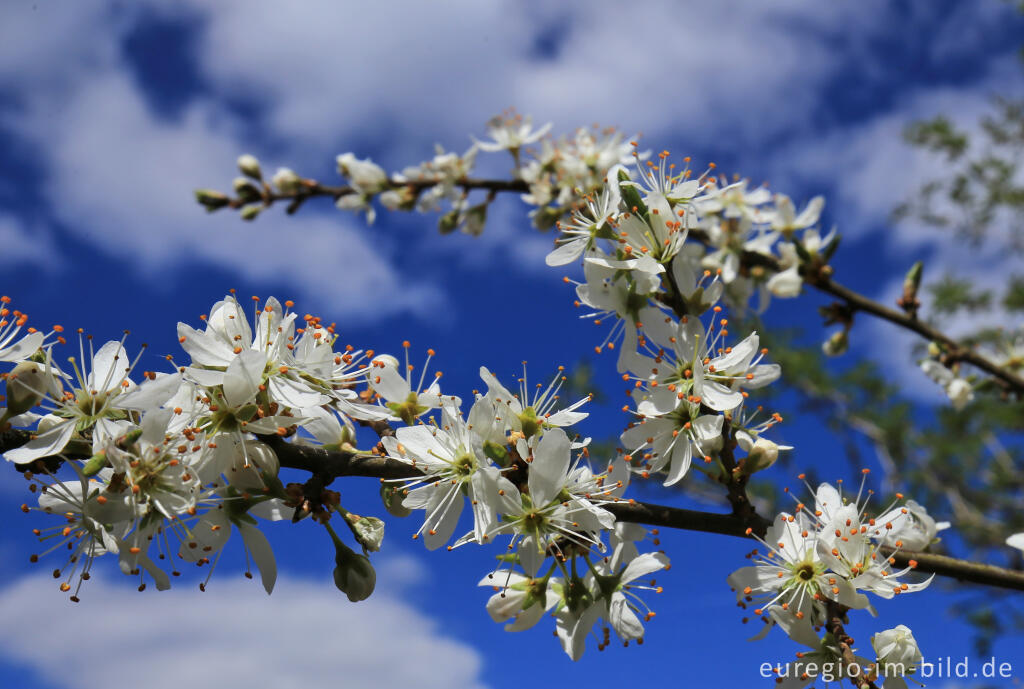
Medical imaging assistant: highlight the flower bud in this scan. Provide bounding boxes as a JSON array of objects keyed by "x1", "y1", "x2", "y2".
[
  {"x1": 232, "y1": 177, "x2": 262, "y2": 203},
  {"x1": 903, "y1": 260, "x2": 923, "y2": 294},
  {"x1": 822, "y1": 329, "x2": 848, "y2": 357},
  {"x1": 271, "y1": 167, "x2": 302, "y2": 194},
  {"x1": 438, "y1": 208, "x2": 460, "y2": 234},
  {"x1": 871, "y1": 625, "x2": 922, "y2": 672},
  {"x1": 239, "y1": 205, "x2": 262, "y2": 222},
  {"x1": 4, "y1": 361, "x2": 47, "y2": 416},
  {"x1": 744, "y1": 438, "x2": 780, "y2": 474},
  {"x1": 345, "y1": 513, "x2": 385, "y2": 552},
  {"x1": 237, "y1": 154, "x2": 263, "y2": 181},
  {"x1": 380, "y1": 484, "x2": 412, "y2": 518},
  {"x1": 462, "y1": 203, "x2": 488, "y2": 236},
  {"x1": 336, "y1": 153, "x2": 388, "y2": 192},
  {"x1": 379, "y1": 190, "x2": 402, "y2": 211},
  {"x1": 333, "y1": 541, "x2": 376, "y2": 602},
  {"x1": 766, "y1": 264, "x2": 802, "y2": 298},
  {"x1": 194, "y1": 189, "x2": 229, "y2": 212}
]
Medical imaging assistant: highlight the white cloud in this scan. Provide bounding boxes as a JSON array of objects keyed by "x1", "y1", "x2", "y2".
[
  {"x1": 0, "y1": 213, "x2": 57, "y2": 269},
  {"x1": 0, "y1": 0, "x2": 1019, "y2": 327},
  {"x1": 0, "y1": 571, "x2": 488, "y2": 689},
  {"x1": 1, "y1": 3, "x2": 437, "y2": 319},
  {"x1": 188, "y1": 0, "x2": 892, "y2": 148}
]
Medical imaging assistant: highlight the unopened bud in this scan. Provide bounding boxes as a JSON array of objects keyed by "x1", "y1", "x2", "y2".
[
  {"x1": 333, "y1": 540, "x2": 376, "y2": 602},
  {"x1": 271, "y1": 167, "x2": 302, "y2": 194},
  {"x1": 239, "y1": 205, "x2": 262, "y2": 222},
  {"x1": 232, "y1": 177, "x2": 262, "y2": 203},
  {"x1": 462, "y1": 203, "x2": 488, "y2": 236},
  {"x1": 744, "y1": 438, "x2": 779, "y2": 474},
  {"x1": 345, "y1": 513, "x2": 385, "y2": 552},
  {"x1": 382, "y1": 186, "x2": 418, "y2": 212},
  {"x1": 822, "y1": 329, "x2": 848, "y2": 357},
  {"x1": 904, "y1": 261, "x2": 923, "y2": 293},
  {"x1": 4, "y1": 361, "x2": 47, "y2": 416},
  {"x1": 194, "y1": 189, "x2": 229, "y2": 212},
  {"x1": 237, "y1": 154, "x2": 262, "y2": 181},
  {"x1": 380, "y1": 484, "x2": 412, "y2": 518},
  {"x1": 872, "y1": 625, "x2": 922, "y2": 670},
  {"x1": 438, "y1": 208, "x2": 460, "y2": 235},
  {"x1": 898, "y1": 260, "x2": 923, "y2": 315}
]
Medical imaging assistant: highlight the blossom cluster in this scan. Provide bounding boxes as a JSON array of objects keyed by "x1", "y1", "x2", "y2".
[
  {"x1": 4, "y1": 117, "x2": 986, "y2": 672},
  {"x1": 0, "y1": 292, "x2": 670, "y2": 658},
  {"x1": 730, "y1": 478, "x2": 944, "y2": 688},
  {"x1": 207, "y1": 113, "x2": 988, "y2": 411},
  {"x1": 5, "y1": 295, "x2": 388, "y2": 597}
]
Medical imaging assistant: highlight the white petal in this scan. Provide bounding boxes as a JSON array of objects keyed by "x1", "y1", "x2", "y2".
[
  {"x1": 1006, "y1": 532, "x2": 1024, "y2": 553},
  {"x1": 223, "y1": 349, "x2": 266, "y2": 407},
  {"x1": 114, "y1": 372, "x2": 182, "y2": 410},
  {"x1": 87, "y1": 341, "x2": 130, "y2": 392},
  {"x1": 370, "y1": 363, "x2": 409, "y2": 402},
  {"x1": 4, "y1": 419, "x2": 75, "y2": 464},
  {"x1": 0, "y1": 330, "x2": 44, "y2": 361},
  {"x1": 663, "y1": 440, "x2": 692, "y2": 486},
  {"x1": 423, "y1": 488, "x2": 462, "y2": 551},
  {"x1": 529, "y1": 428, "x2": 570, "y2": 506},
  {"x1": 238, "y1": 520, "x2": 277, "y2": 594},
  {"x1": 621, "y1": 552, "x2": 669, "y2": 583},
  {"x1": 699, "y1": 380, "x2": 742, "y2": 411},
  {"x1": 176, "y1": 322, "x2": 233, "y2": 367},
  {"x1": 608, "y1": 593, "x2": 644, "y2": 640},
  {"x1": 546, "y1": 238, "x2": 586, "y2": 266},
  {"x1": 268, "y1": 376, "x2": 328, "y2": 408}
]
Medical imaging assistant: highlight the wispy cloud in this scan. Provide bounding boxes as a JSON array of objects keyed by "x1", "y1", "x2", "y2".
[{"x1": 0, "y1": 0, "x2": 934, "y2": 322}]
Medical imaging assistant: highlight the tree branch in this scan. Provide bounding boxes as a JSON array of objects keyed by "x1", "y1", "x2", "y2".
[
  {"x1": 210, "y1": 174, "x2": 1024, "y2": 395},
  {"x1": 825, "y1": 600, "x2": 880, "y2": 689},
  {"x1": 256, "y1": 435, "x2": 1024, "y2": 592}
]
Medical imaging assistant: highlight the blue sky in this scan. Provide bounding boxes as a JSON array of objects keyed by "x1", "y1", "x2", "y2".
[{"x1": 1, "y1": 1, "x2": 1023, "y2": 687}]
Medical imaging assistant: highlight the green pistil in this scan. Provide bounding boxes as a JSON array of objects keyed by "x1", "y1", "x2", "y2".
[
  {"x1": 388, "y1": 392, "x2": 429, "y2": 426},
  {"x1": 519, "y1": 407, "x2": 541, "y2": 439},
  {"x1": 452, "y1": 451, "x2": 476, "y2": 477}
]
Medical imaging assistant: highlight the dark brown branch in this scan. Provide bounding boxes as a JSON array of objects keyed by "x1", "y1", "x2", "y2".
[
  {"x1": 225, "y1": 177, "x2": 529, "y2": 212},
  {"x1": 825, "y1": 600, "x2": 880, "y2": 689},
  {"x1": 686, "y1": 228, "x2": 1024, "y2": 394},
  {"x1": 6, "y1": 424, "x2": 1024, "y2": 592},
  {"x1": 253, "y1": 435, "x2": 1024, "y2": 592},
  {"x1": 213, "y1": 175, "x2": 1024, "y2": 395},
  {"x1": 811, "y1": 274, "x2": 1024, "y2": 392}
]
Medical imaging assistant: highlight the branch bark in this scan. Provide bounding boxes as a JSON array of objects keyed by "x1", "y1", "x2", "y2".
[
  {"x1": 213, "y1": 174, "x2": 1024, "y2": 395},
  {"x1": 255, "y1": 435, "x2": 1024, "y2": 592},
  {"x1": 7, "y1": 422, "x2": 1023, "y2": 592}
]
